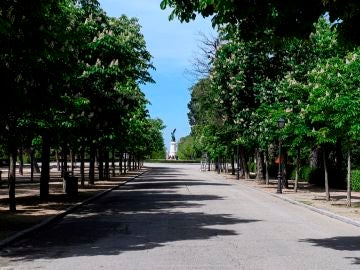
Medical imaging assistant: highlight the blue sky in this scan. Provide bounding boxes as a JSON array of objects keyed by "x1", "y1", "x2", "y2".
[{"x1": 98, "y1": 0, "x2": 216, "y2": 153}]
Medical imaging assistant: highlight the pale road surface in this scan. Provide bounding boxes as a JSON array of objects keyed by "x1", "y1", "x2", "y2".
[{"x1": 0, "y1": 163, "x2": 359, "y2": 270}]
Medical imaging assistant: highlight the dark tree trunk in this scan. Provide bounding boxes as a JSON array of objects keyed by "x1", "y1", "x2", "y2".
[
  {"x1": 62, "y1": 143, "x2": 68, "y2": 177},
  {"x1": 30, "y1": 147, "x2": 34, "y2": 182},
  {"x1": 127, "y1": 153, "x2": 131, "y2": 171},
  {"x1": 80, "y1": 145, "x2": 85, "y2": 188},
  {"x1": 55, "y1": 150, "x2": 61, "y2": 171},
  {"x1": 89, "y1": 143, "x2": 96, "y2": 185},
  {"x1": 40, "y1": 132, "x2": 51, "y2": 200},
  {"x1": 216, "y1": 156, "x2": 220, "y2": 174},
  {"x1": 70, "y1": 149, "x2": 75, "y2": 175},
  {"x1": 231, "y1": 152, "x2": 235, "y2": 175},
  {"x1": 111, "y1": 148, "x2": 116, "y2": 177},
  {"x1": 294, "y1": 148, "x2": 300, "y2": 192},
  {"x1": 8, "y1": 140, "x2": 17, "y2": 212},
  {"x1": 119, "y1": 152, "x2": 123, "y2": 175},
  {"x1": 104, "y1": 149, "x2": 110, "y2": 180},
  {"x1": 98, "y1": 149, "x2": 104, "y2": 180},
  {"x1": 240, "y1": 147, "x2": 249, "y2": 179},
  {"x1": 282, "y1": 148, "x2": 289, "y2": 189},
  {"x1": 18, "y1": 147, "x2": 23, "y2": 176},
  {"x1": 236, "y1": 146, "x2": 240, "y2": 180},
  {"x1": 124, "y1": 153, "x2": 127, "y2": 174}
]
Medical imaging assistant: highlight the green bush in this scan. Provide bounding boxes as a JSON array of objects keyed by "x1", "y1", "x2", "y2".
[
  {"x1": 247, "y1": 161, "x2": 256, "y2": 172},
  {"x1": 351, "y1": 170, "x2": 360, "y2": 191},
  {"x1": 290, "y1": 165, "x2": 316, "y2": 182}
]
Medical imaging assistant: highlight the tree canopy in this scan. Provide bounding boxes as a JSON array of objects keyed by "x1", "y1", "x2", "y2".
[{"x1": 160, "y1": 0, "x2": 360, "y2": 44}]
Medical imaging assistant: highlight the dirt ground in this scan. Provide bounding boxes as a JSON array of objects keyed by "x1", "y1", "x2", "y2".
[{"x1": 0, "y1": 166, "x2": 146, "y2": 241}]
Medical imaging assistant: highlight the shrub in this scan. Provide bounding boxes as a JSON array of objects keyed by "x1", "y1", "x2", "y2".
[
  {"x1": 351, "y1": 170, "x2": 360, "y2": 191},
  {"x1": 290, "y1": 165, "x2": 315, "y2": 182},
  {"x1": 247, "y1": 161, "x2": 256, "y2": 172}
]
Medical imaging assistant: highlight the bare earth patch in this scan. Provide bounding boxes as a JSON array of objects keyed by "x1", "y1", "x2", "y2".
[{"x1": 0, "y1": 169, "x2": 146, "y2": 241}]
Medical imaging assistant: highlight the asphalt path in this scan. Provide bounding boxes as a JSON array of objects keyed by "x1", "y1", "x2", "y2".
[{"x1": 0, "y1": 163, "x2": 359, "y2": 270}]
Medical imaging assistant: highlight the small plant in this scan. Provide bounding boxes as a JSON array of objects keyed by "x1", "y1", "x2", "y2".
[{"x1": 247, "y1": 161, "x2": 256, "y2": 172}]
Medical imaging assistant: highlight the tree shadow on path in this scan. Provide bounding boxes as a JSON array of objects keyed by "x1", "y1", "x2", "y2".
[
  {"x1": 1, "y1": 170, "x2": 262, "y2": 262},
  {"x1": 300, "y1": 236, "x2": 360, "y2": 265}
]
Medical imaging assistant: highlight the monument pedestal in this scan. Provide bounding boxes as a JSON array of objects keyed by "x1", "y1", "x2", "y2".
[{"x1": 168, "y1": 141, "x2": 177, "y2": 159}]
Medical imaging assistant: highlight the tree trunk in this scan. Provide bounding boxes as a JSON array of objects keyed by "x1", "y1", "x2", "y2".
[
  {"x1": 264, "y1": 151, "x2": 269, "y2": 185},
  {"x1": 98, "y1": 149, "x2": 104, "y2": 180},
  {"x1": 282, "y1": 148, "x2": 289, "y2": 189},
  {"x1": 18, "y1": 147, "x2": 23, "y2": 176},
  {"x1": 323, "y1": 148, "x2": 330, "y2": 201},
  {"x1": 111, "y1": 148, "x2": 116, "y2": 177},
  {"x1": 70, "y1": 149, "x2": 75, "y2": 175},
  {"x1": 128, "y1": 153, "x2": 131, "y2": 172},
  {"x1": 104, "y1": 149, "x2": 110, "y2": 180},
  {"x1": 294, "y1": 148, "x2": 300, "y2": 192},
  {"x1": 256, "y1": 149, "x2": 265, "y2": 182},
  {"x1": 30, "y1": 147, "x2": 34, "y2": 182},
  {"x1": 309, "y1": 146, "x2": 320, "y2": 168},
  {"x1": 89, "y1": 143, "x2": 96, "y2": 185},
  {"x1": 80, "y1": 145, "x2": 85, "y2": 188},
  {"x1": 236, "y1": 146, "x2": 240, "y2": 180},
  {"x1": 124, "y1": 153, "x2": 127, "y2": 174},
  {"x1": 40, "y1": 132, "x2": 50, "y2": 200},
  {"x1": 240, "y1": 147, "x2": 249, "y2": 179},
  {"x1": 62, "y1": 143, "x2": 68, "y2": 177},
  {"x1": 347, "y1": 147, "x2": 351, "y2": 207},
  {"x1": 207, "y1": 156, "x2": 211, "y2": 171},
  {"x1": 55, "y1": 150, "x2": 61, "y2": 171},
  {"x1": 119, "y1": 152, "x2": 123, "y2": 175},
  {"x1": 231, "y1": 153, "x2": 235, "y2": 175},
  {"x1": 8, "y1": 141, "x2": 17, "y2": 212}
]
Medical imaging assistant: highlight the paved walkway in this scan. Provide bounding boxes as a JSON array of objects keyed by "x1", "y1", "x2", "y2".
[
  {"x1": 0, "y1": 162, "x2": 359, "y2": 246},
  {"x1": 0, "y1": 163, "x2": 359, "y2": 270},
  {"x1": 222, "y1": 173, "x2": 360, "y2": 226}
]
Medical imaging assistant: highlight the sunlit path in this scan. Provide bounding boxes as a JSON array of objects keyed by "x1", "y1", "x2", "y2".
[{"x1": 1, "y1": 163, "x2": 359, "y2": 269}]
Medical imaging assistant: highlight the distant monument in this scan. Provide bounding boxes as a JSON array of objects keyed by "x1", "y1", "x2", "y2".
[{"x1": 168, "y1": 128, "x2": 177, "y2": 159}]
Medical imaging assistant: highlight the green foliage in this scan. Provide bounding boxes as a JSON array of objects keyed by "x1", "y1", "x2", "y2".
[
  {"x1": 290, "y1": 165, "x2": 314, "y2": 182},
  {"x1": 160, "y1": 0, "x2": 360, "y2": 44},
  {"x1": 247, "y1": 161, "x2": 256, "y2": 173},
  {"x1": 351, "y1": 170, "x2": 360, "y2": 191},
  {"x1": 177, "y1": 135, "x2": 201, "y2": 160}
]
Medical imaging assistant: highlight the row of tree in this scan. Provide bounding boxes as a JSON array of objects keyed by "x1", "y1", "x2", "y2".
[
  {"x1": 0, "y1": 0, "x2": 165, "y2": 211},
  {"x1": 168, "y1": 1, "x2": 360, "y2": 206}
]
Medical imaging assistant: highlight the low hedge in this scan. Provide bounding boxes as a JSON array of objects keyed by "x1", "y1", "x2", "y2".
[
  {"x1": 351, "y1": 170, "x2": 360, "y2": 191},
  {"x1": 145, "y1": 159, "x2": 201, "y2": 163}
]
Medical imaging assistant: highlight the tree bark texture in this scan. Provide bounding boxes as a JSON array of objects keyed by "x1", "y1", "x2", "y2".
[
  {"x1": 347, "y1": 148, "x2": 351, "y2": 207},
  {"x1": 323, "y1": 148, "x2": 330, "y2": 201},
  {"x1": 40, "y1": 132, "x2": 50, "y2": 200}
]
